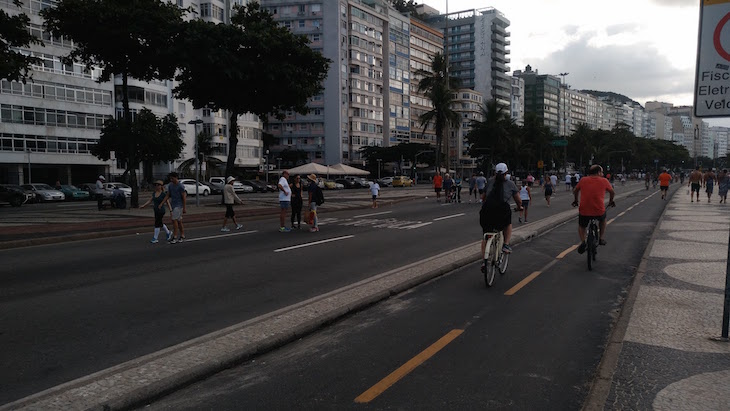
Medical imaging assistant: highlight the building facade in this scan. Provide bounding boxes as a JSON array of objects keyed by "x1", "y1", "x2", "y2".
[{"x1": 409, "y1": 17, "x2": 442, "y2": 146}]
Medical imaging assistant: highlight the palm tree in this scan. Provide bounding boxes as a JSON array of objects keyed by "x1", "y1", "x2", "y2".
[
  {"x1": 416, "y1": 53, "x2": 460, "y2": 172},
  {"x1": 466, "y1": 99, "x2": 514, "y2": 172}
]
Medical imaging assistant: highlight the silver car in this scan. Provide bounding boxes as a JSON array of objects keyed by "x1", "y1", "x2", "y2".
[{"x1": 21, "y1": 183, "x2": 65, "y2": 202}]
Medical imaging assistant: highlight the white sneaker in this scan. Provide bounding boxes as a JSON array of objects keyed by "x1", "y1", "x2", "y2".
[
  {"x1": 236, "y1": 224, "x2": 243, "y2": 230},
  {"x1": 221, "y1": 227, "x2": 231, "y2": 232}
]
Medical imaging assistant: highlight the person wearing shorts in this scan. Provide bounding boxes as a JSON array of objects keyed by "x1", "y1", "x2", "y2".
[
  {"x1": 518, "y1": 180, "x2": 531, "y2": 223},
  {"x1": 278, "y1": 170, "x2": 292, "y2": 232},
  {"x1": 688, "y1": 166, "x2": 702, "y2": 203},
  {"x1": 221, "y1": 176, "x2": 244, "y2": 231},
  {"x1": 370, "y1": 181, "x2": 380, "y2": 208},
  {"x1": 658, "y1": 169, "x2": 672, "y2": 200},
  {"x1": 433, "y1": 172, "x2": 443, "y2": 202},
  {"x1": 475, "y1": 171, "x2": 487, "y2": 202},
  {"x1": 161, "y1": 172, "x2": 187, "y2": 244},
  {"x1": 573, "y1": 165, "x2": 615, "y2": 254},
  {"x1": 468, "y1": 173, "x2": 476, "y2": 202}
]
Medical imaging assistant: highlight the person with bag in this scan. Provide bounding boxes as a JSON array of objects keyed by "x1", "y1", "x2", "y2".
[
  {"x1": 307, "y1": 174, "x2": 324, "y2": 232},
  {"x1": 479, "y1": 163, "x2": 522, "y2": 262},
  {"x1": 140, "y1": 180, "x2": 173, "y2": 244},
  {"x1": 220, "y1": 176, "x2": 244, "y2": 232}
]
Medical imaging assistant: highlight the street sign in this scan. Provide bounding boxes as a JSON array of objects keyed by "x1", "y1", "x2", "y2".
[
  {"x1": 551, "y1": 139, "x2": 568, "y2": 147},
  {"x1": 537, "y1": 160, "x2": 544, "y2": 168},
  {"x1": 694, "y1": 0, "x2": 730, "y2": 117}
]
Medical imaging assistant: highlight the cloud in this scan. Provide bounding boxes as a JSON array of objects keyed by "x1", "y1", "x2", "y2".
[
  {"x1": 522, "y1": 34, "x2": 694, "y2": 105},
  {"x1": 647, "y1": 0, "x2": 695, "y2": 7},
  {"x1": 605, "y1": 23, "x2": 640, "y2": 37}
]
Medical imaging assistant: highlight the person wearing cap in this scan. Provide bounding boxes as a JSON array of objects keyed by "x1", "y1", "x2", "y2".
[
  {"x1": 140, "y1": 180, "x2": 172, "y2": 243},
  {"x1": 475, "y1": 171, "x2": 487, "y2": 202},
  {"x1": 221, "y1": 176, "x2": 244, "y2": 232},
  {"x1": 480, "y1": 163, "x2": 522, "y2": 261},
  {"x1": 95, "y1": 175, "x2": 106, "y2": 211},
  {"x1": 572, "y1": 164, "x2": 616, "y2": 254},
  {"x1": 307, "y1": 173, "x2": 323, "y2": 232}
]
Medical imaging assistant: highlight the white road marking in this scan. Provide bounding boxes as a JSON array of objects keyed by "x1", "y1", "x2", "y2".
[
  {"x1": 184, "y1": 230, "x2": 258, "y2": 242},
  {"x1": 402, "y1": 222, "x2": 433, "y2": 229},
  {"x1": 354, "y1": 211, "x2": 392, "y2": 218},
  {"x1": 274, "y1": 235, "x2": 355, "y2": 252},
  {"x1": 433, "y1": 213, "x2": 465, "y2": 221}
]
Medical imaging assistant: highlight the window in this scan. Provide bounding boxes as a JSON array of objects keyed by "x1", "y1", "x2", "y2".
[
  {"x1": 299, "y1": 20, "x2": 305, "y2": 28},
  {"x1": 177, "y1": 0, "x2": 183, "y2": 6}
]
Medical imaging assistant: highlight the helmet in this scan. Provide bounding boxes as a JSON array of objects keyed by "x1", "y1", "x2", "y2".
[{"x1": 495, "y1": 163, "x2": 508, "y2": 174}]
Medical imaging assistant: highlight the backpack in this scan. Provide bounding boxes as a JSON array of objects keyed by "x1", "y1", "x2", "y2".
[{"x1": 314, "y1": 185, "x2": 325, "y2": 206}]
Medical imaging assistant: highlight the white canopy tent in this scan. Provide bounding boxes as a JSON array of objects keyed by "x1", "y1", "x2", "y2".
[
  {"x1": 285, "y1": 162, "x2": 332, "y2": 176},
  {"x1": 329, "y1": 163, "x2": 370, "y2": 176}
]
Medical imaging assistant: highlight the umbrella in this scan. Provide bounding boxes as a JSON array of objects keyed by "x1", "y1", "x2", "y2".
[
  {"x1": 286, "y1": 162, "x2": 331, "y2": 176},
  {"x1": 329, "y1": 163, "x2": 370, "y2": 176}
]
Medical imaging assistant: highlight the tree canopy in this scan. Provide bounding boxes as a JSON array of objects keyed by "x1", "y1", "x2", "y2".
[
  {"x1": 174, "y1": 2, "x2": 331, "y2": 176},
  {"x1": 0, "y1": 1, "x2": 42, "y2": 82}
]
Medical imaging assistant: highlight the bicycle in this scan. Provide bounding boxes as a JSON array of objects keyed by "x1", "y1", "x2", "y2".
[
  {"x1": 585, "y1": 217, "x2": 600, "y2": 271},
  {"x1": 481, "y1": 230, "x2": 508, "y2": 287}
]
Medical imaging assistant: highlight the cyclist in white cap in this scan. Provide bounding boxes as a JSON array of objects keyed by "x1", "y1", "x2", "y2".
[{"x1": 480, "y1": 163, "x2": 522, "y2": 258}]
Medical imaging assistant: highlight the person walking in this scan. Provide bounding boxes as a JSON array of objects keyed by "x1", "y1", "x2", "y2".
[
  {"x1": 550, "y1": 173, "x2": 558, "y2": 196},
  {"x1": 161, "y1": 172, "x2": 187, "y2": 243},
  {"x1": 565, "y1": 173, "x2": 572, "y2": 191},
  {"x1": 433, "y1": 172, "x2": 443, "y2": 202},
  {"x1": 688, "y1": 166, "x2": 703, "y2": 203},
  {"x1": 704, "y1": 167, "x2": 716, "y2": 203},
  {"x1": 543, "y1": 174, "x2": 554, "y2": 207},
  {"x1": 221, "y1": 176, "x2": 244, "y2": 232},
  {"x1": 475, "y1": 171, "x2": 487, "y2": 202},
  {"x1": 278, "y1": 170, "x2": 292, "y2": 232},
  {"x1": 468, "y1": 173, "x2": 477, "y2": 203},
  {"x1": 290, "y1": 174, "x2": 303, "y2": 229},
  {"x1": 370, "y1": 180, "x2": 380, "y2": 208},
  {"x1": 443, "y1": 173, "x2": 453, "y2": 203},
  {"x1": 307, "y1": 173, "x2": 323, "y2": 232},
  {"x1": 658, "y1": 169, "x2": 672, "y2": 200},
  {"x1": 518, "y1": 180, "x2": 531, "y2": 223},
  {"x1": 95, "y1": 175, "x2": 106, "y2": 210},
  {"x1": 454, "y1": 174, "x2": 462, "y2": 203},
  {"x1": 718, "y1": 169, "x2": 729, "y2": 204},
  {"x1": 140, "y1": 180, "x2": 172, "y2": 244}
]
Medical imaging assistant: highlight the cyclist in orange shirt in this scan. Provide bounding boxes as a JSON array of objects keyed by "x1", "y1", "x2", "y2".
[
  {"x1": 658, "y1": 168, "x2": 672, "y2": 200},
  {"x1": 572, "y1": 165, "x2": 616, "y2": 254}
]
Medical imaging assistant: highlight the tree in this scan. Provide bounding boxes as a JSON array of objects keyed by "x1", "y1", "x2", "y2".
[
  {"x1": 42, "y1": 0, "x2": 185, "y2": 207},
  {"x1": 0, "y1": 1, "x2": 42, "y2": 82},
  {"x1": 416, "y1": 52, "x2": 460, "y2": 172},
  {"x1": 466, "y1": 99, "x2": 514, "y2": 172},
  {"x1": 174, "y1": 3, "x2": 330, "y2": 176},
  {"x1": 92, "y1": 108, "x2": 184, "y2": 177}
]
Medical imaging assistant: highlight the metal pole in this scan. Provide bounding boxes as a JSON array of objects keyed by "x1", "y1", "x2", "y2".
[
  {"x1": 195, "y1": 124, "x2": 200, "y2": 206},
  {"x1": 695, "y1": 125, "x2": 699, "y2": 167},
  {"x1": 265, "y1": 150, "x2": 269, "y2": 184},
  {"x1": 723, "y1": 227, "x2": 730, "y2": 339},
  {"x1": 27, "y1": 149, "x2": 32, "y2": 184}
]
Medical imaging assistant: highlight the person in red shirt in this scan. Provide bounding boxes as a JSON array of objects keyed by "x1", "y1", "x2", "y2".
[
  {"x1": 658, "y1": 169, "x2": 672, "y2": 200},
  {"x1": 433, "y1": 172, "x2": 443, "y2": 202},
  {"x1": 572, "y1": 165, "x2": 615, "y2": 254}
]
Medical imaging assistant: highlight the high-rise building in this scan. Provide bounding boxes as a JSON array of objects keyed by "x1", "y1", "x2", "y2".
[
  {"x1": 514, "y1": 65, "x2": 560, "y2": 134},
  {"x1": 451, "y1": 88, "x2": 482, "y2": 174},
  {"x1": 387, "y1": 8, "x2": 411, "y2": 148},
  {"x1": 510, "y1": 76, "x2": 524, "y2": 127},
  {"x1": 409, "y1": 17, "x2": 443, "y2": 146}
]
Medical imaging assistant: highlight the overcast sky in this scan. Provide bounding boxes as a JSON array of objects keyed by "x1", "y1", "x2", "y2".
[{"x1": 419, "y1": 0, "x2": 723, "y2": 123}]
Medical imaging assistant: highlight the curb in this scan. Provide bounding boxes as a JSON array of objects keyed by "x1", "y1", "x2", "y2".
[
  {"x1": 581, "y1": 185, "x2": 678, "y2": 411},
  {"x1": 1, "y1": 186, "x2": 647, "y2": 411}
]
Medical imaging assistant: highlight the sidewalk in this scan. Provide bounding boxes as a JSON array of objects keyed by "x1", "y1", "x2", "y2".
[{"x1": 586, "y1": 190, "x2": 730, "y2": 410}]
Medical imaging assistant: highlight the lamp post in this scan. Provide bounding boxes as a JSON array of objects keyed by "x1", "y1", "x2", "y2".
[
  {"x1": 188, "y1": 118, "x2": 204, "y2": 206},
  {"x1": 376, "y1": 158, "x2": 382, "y2": 180},
  {"x1": 265, "y1": 150, "x2": 269, "y2": 183},
  {"x1": 26, "y1": 148, "x2": 32, "y2": 184},
  {"x1": 694, "y1": 124, "x2": 699, "y2": 167}
]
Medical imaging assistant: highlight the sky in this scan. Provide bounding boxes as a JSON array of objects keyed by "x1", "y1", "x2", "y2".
[{"x1": 418, "y1": 0, "x2": 728, "y2": 125}]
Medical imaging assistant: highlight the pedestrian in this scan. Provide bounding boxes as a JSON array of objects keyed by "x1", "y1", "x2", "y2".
[
  {"x1": 307, "y1": 173, "x2": 323, "y2": 232},
  {"x1": 475, "y1": 171, "x2": 487, "y2": 202},
  {"x1": 221, "y1": 176, "x2": 244, "y2": 232},
  {"x1": 468, "y1": 173, "x2": 477, "y2": 202},
  {"x1": 526, "y1": 173, "x2": 534, "y2": 187},
  {"x1": 454, "y1": 174, "x2": 462, "y2": 203},
  {"x1": 443, "y1": 173, "x2": 453, "y2": 203},
  {"x1": 518, "y1": 180, "x2": 531, "y2": 223},
  {"x1": 433, "y1": 171, "x2": 443, "y2": 202},
  {"x1": 550, "y1": 173, "x2": 558, "y2": 196},
  {"x1": 370, "y1": 179, "x2": 380, "y2": 208},
  {"x1": 704, "y1": 167, "x2": 716, "y2": 203},
  {"x1": 543, "y1": 174, "x2": 554, "y2": 207},
  {"x1": 161, "y1": 172, "x2": 187, "y2": 243},
  {"x1": 688, "y1": 166, "x2": 703, "y2": 203},
  {"x1": 278, "y1": 170, "x2": 292, "y2": 232},
  {"x1": 658, "y1": 169, "x2": 672, "y2": 200},
  {"x1": 95, "y1": 175, "x2": 106, "y2": 210},
  {"x1": 565, "y1": 173, "x2": 571, "y2": 191},
  {"x1": 140, "y1": 180, "x2": 172, "y2": 243},
  {"x1": 290, "y1": 174, "x2": 303, "y2": 229},
  {"x1": 718, "y1": 169, "x2": 729, "y2": 203},
  {"x1": 570, "y1": 173, "x2": 578, "y2": 190}
]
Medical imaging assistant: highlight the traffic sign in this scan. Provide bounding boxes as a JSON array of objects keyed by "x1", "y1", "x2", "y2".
[
  {"x1": 537, "y1": 160, "x2": 544, "y2": 168},
  {"x1": 551, "y1": 139, "x2": 568, "y2": 147},
  {"x1": 694, "y1": 0, "x2": 730, "y2": 117}
]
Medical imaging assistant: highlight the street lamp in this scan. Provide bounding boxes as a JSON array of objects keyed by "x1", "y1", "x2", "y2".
[
  {"x1": 265, "y1": 149, "x2": 270, "y2": 184},
  {"x1": 694, "y1": 124, "x2": 699, "y2": 167},
  {"x1": 376, "y1": 158, "x2": 382, "y2": 180},
  {"x1": 188, "y1": 118, "x2": 204, "y2": 206},
  {"x1": 26, "y1": 148, "x2": 32, "y2": 184}
]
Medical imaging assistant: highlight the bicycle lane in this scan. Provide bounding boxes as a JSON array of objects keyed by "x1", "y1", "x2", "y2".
[{"x1": 138, "y1": 188, "x2": 670, "y2": 410}]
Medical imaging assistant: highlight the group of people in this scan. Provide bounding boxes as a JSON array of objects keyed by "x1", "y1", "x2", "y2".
[
  {"x1": 687, "y1": 166, "x2": 729, "y2": 203},
  {"x1": 275, "y1": 170, "x2": 327, "y2": 233}
]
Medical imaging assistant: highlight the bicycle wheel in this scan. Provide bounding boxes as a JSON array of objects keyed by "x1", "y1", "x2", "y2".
[
  {"x1": 591, "y1": 224, "x2": 599, "y2": 262},
  {"x1": 586, "y1": 225, "x2": 595, "y2": 271},
  {"x1": 498, "y1": 251, "x2": 509, "y2": 274},
  {"x1": 484, "y1": 238, "x2": 497, "y2": 287}
]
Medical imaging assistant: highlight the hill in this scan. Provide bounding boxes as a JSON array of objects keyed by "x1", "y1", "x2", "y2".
[{"x1": 580, "y1": 90, "x2": 642, "y2": 108}]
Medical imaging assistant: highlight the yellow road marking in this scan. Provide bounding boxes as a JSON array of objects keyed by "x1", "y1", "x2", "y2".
[
  {"x1": 557, "y1": 244, "x2": 579, "y2": 259},
  {"x1": 504, "y1": 271, "x2": 542, "y2": 296},
  {"x1": 354, "y1": 329, "x2": 464, "y2": 403}
]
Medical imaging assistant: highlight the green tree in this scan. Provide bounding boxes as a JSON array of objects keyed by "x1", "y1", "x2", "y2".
[
  {"x1": 42, "y1": 0, "x2": 185, "y2": 207},
  {"x1": 1, "y1": 1, "x2": 43, "y2": 82},
  {"x1": 466, "y1": 99, "x2": 514, "y2": 172},
  {"x1": 174, "y1": 3, "x2": 330, "y2": 176},
  {"x1": 416, "y1": 52, "x2": 460, "y2": 171},
  {"x1": 92, "y1": 108, "x2": 184, "y2": 179}
]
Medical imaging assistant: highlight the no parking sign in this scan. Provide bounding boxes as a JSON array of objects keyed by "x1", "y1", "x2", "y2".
[{"x1": 695, "y1": 0, "x2": 730, "y2": 117}]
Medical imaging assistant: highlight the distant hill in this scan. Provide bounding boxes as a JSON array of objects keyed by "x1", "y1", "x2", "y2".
[{"x1": 580, "y1": 90, "x2": 642, "y2": 108}]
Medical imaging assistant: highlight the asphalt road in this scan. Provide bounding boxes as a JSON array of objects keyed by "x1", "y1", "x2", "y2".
[
  {"x1": 139, "y1": 185, "x2": 671, "y2": 410},
  {"x1": 0, "y1": 182, "x2": 645, "y2": 405}
]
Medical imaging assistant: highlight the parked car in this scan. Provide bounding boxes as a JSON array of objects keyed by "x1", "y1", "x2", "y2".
[
  {"x1": 0, "y1": 185, "x2": 28, "y2": 206},
  {"x1": 356, "y1": 178, "x2": 374, "y2": 188},
  {"x1": 378, "y1": 176, "x2": 394, "y2": 187},
  {"x1": 21, "y1": 183, "x2": 65, "y2": 202},
  {"x1": 392, "y1": 176, "x2": 413, "y2": 187},
  {"x1": 178, "y1": 179, "x2": 211, "y2": 196},
  {"x1": 2, "y1": 184, "x2": 36, "y2": 203},
  {"x1": 208, "y1": 177, "x2": 251, "y2": 194},
  {"x1": 335, "y1": 178, "x2": 356, "y2": 189},
  {"x1": 79, "y1": 183, "x2": 109, "y2": 199},
  {"x1": 105, "y1": 183, "x2": 131, "y2": 198},
  {"x1": 59, "y1": 184, "x2": 90, "y2": 201}
]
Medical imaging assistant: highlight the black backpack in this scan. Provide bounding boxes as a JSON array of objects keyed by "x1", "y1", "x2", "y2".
[{"x1": 314, "y1": 185, "x2": 325, "y2": 206}]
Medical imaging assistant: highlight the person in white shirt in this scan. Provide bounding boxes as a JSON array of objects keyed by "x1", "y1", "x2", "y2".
[
  {"x1": 565, "y1": 173, "x2": 572, "y2": 191},
  {"x1": 277, "y1": 170, "x2": 292, "y2": 232},
  {"x1": 550, "y1": 174, "x2": 558, "y2": 190},
  {"x1": 370, "y1": 181, "x2": 380, "y2": 208}
]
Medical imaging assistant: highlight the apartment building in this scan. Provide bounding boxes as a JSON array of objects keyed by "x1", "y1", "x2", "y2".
[
  {"x1": 0, "y1": 0, "x2": 263, "y2": 185},
  {"x1": 451, "y1": 88, "x2": 482, "y2": 174},
  {"x1": 514, "y1": 66, "x2": 560, "y2": 134},
  {"x1": 510, "y1": 76, "x2": 524, "y2": 127},
  {"x1": 409, "y1": 17, "x2": 442, "y2": 146},
  {"x1": 387, "y1": 9, "x2": 411, "y2": 148}
]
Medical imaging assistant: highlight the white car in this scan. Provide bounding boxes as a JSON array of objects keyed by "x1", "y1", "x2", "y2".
[
  {"x1": 178, "y1": 179, "x2": 211, "y2": 196},
  {"x1": 21, "y1": 183, "x2": 65, "y2": 202},
  {"x1": 233, "y1": 181, "x2": 253, "y2": 193},
  {"x1": 106, "y1": 182, "x2": 132, "y2": 198},
  {"x1": 378, "y1": 176, "x2": 394, "y2": 187}
]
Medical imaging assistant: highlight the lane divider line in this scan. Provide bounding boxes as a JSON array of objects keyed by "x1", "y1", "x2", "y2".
[
  {"x1": 556, "y1": 244, "x2": 579, "y2": 259},
  {"x1": 504, "y1": 271, "x2": 542, "y2": 296},
  {"x1": 354, "y1": 329, "x2": 464, "y2": 403},
  {"x1": 433, "y1": 213, "x2": 465, "y2": 221},
  {"x1": 354, "y1": 211, "x2": 393, "y2": 218},
  {"x1": 274, "y1": 235, "x2": 354, "y2": 253},
  {"x1": 184, "y1": 230, "x2": 258, "y2": 242}
]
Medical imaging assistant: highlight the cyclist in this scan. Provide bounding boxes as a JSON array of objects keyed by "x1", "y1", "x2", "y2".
[
  {"x1": 480, "y1": 163, "x2": 523, "y2": 266},
  {"x1": 572, "y1": 164, "x2": 615, "y2": 254}
]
